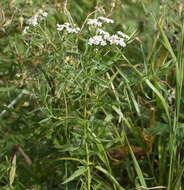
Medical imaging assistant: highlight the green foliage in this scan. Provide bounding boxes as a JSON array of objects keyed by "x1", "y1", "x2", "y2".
[{"x1": 0, "y1": 0, "x2": 184, "y2": 189}]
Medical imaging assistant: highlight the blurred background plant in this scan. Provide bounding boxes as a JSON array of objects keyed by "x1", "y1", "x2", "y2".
[{"x1": 0, "y1": 0, "x2": 184, "y2": 189}]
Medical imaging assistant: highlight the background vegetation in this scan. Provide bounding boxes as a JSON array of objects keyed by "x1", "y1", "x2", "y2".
[{"x1": 0, "y1": 0, "x2": 184, "y2": 189}]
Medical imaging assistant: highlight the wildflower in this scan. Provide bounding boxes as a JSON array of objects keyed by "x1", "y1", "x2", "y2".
[
  {"x1": 37, "y1": 9, "x2": 44, "y2": 14},
  {"x1": 56, "y1": 24, "x2": 65, "y2": 31},
  {"x1": 28, "y1": 11, "x2": 48, "y2": 26},
  {"x1": 42, "y1": 12, "x2": 48, "y2": 17},
  {"x1": 117, "y1": 31, "x2": 130, "y2": 39},
  {"x1": 22, "y1": 26, "x2": 30, "y2": 34},
  {"x1": 107, "y1": 35, "x2": 126, "y2": 47},
  {"x1": 28, "y1": 15, "x2": 39, "y2": 26},
  {"x1": 87, "y1": 19, "x2": 102, "y2": 27},
  {"x1": 64, "y1": 23, "x2": 72, "y2": 27},
  {"x1": 97, "y1": 28, "x2": 110, "y2": 39},
  {"x1": 86, "y1": 16, "x2": 129, "y2": 47},
  {"x1": 98, "y1": 16, "x2": 114, "y2": 24},
  {"x1": 88, "y1": 33, "x2": 127, "y2": 47},
  {"x1": 56, "y1": 23, "x2": 80, "y2": 33},
  {"x1": 66, "y1": 27, "x2": 80, "y2": 33},
  {"x1": 118, "y1": 38, "x2": 126, "y2": 47},
  {"x1": 88, "y1": 35, "x2": 107, "y2": 46},
  {"x1": 107, "y1": 34, "x2": 119, "y2": 44}
]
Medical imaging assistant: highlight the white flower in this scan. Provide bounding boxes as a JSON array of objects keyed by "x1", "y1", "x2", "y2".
[
  {"x1": 56, "y1": 23, "x2": 80, "y2": 33},
  {"x1": 66, "y1": 27, "x2": 79, "y2": 33},
  {"x1": 42, "y1": 12, "x2": 48, "y2": 17},
  {"x1": 28, "y1": 15, "x2": 39, "y2": 26},
  {"x1": 88, "y1": 35, "x2": 107, "y2": 46},
  {"x1": 64, "y1": 23, "x2": 72, "y2": 27},
  {"x1": 118, "y1": 38, "x2": 126, "y2": 47},
  {"x1": 107, "y1": 35, "x2": 126, "y2": 47},
  {"x1": 28, "y1": 11, "x2": 48, "y2": 26},
  {"x1": 88, "y1": 32, "x2": 127, "y2": 47},
  {"x1": 86, "y1": 17, "x2": 129, "y2": 47},
  {"x1": 38, "y1": 9, "x2": 44, "y2": 14},
  {"x1": 117, "y1": 31, "x2": 130, "y2": 39},
  {"x1": 107, "y1": 35, "x2": 119, "y2": 45},
  {"x1": 56, "y1": 24, "x2": 65, "y2": 31},
  {"x1": 87, "y1": 19, "x2": 102, "y2": 27},
  {"x1": 97, "y1": 28, "x2": 110, "y2": 39},
  {"x1": 98, "y1": 16, "x2": 114, "y2": 24},
  {"x1": 76, "y1": 27, "x2": 80, "y2": 31},
  {"x1": 22, "y1": 26, "x2": 30, "y2": 34}
]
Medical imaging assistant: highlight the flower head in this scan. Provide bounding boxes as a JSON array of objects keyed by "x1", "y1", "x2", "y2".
[
  {"x1": 22, "y1": 26, "x2": 30, "y2": 34},
  {"x1": 87, "y1": 19, "x2": 102, "y2": 27},
  {"x1": 88, "y1": 35, "x2": 107, "y2": 46},
  {"x1": 56, "y1": 24, "x2": 65, "y2": 31},
  {"x1": 28, "y1": 11, "x2": 48, "y2": 26},
  {"x1": 98, "y1": 16, "x2": 114, "y2": 24},
  {"x1": 117, "y1": 31, "x2": 130, "y2": 39},
  {"x1": 97, "y1": 28, "x2": 110, "y2": 39},
  {"x1": 42, "y1": 12, "x2": 48, "y2": 17},
  {"x1": 117, "y1": 38, "x2": 126, "y2": 47},
  {"x1": 56, "y1": 23, "x2": 80, "y2": 33},
  {"x1": 88, "y1": 32, "x2": 127, "y2": 47},
  {"x1": 28, "y1": 15, "x2": 39, "y2": 26},
  {"x1": 107, "y1": 35, "x2": 126, "y2": 47}
]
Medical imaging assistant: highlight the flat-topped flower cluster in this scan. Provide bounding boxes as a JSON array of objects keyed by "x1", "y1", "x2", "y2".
[
  {"x1": 87, "y1": 17, "x2": 130, "y2": 47},
  {"x1": 88, "y1": 28, "x2": 129, "y2": 47}
]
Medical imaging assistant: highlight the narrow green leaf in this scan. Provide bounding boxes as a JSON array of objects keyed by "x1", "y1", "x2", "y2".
[
  {"x1": 9, "y1": 154, "x2": 16, "y2": 186},
  {"x1": 112, "y1": 105, "x2": 147, "y2": 187},
  {"x1": 95, "y1": 166, "x2": 125, "y2": 190},
  {"x1": 125, "y1": 135, "x2": 147, "y2": 187},
  {"x1": 0, "y1": 87, "x2": 16, "y2": 92},
  {"x1": 62, "y1": 166, "x2": 87, "y2": 184},
  {"x1": 158, "y1": 22, "x2": 177, "y2": 63},
  {"x1": 145, "y1": 79, "x2": 170, "y2": 122}
]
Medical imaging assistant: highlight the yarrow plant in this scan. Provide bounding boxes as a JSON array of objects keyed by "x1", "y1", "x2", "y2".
[
  {"x1": 87, "y1": 17, "x2": 130, "y2": 47},
  {"x1": 22, "y1": 13, "x2": 129, "y2": 49},
  {"x1": 3, "y1": 1, "x2": 184, "y2": 190}
]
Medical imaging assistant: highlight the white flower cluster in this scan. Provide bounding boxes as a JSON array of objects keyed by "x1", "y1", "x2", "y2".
[
  {"x1": 22, "y1": 26, "x2": 30, "y2": 35},
  {"x1": 97, "y1": 28, "x2": 110, "y2": 39},
  {"x1": 87, "y1": 16, "x2": 114, "y2": 27},
  {"x1": 87, "y1": 16, "x2": 130, "y2": 47},
  {"x1": 28, "y1": 12, "x2": 48, "y2": 26},
  {"x1": 88, "y1": 35, "x2": 107, "y2": 46},
  {"x1": 88, "y1": 28, "x2": 129, "y2": 47},
  {"x1": 22, "y1": 11, "x2": 48, "y2": 35},
  {"x1": 98, "y1": 16, "x2": 114, "y2": 24},
  {"x1": 117, "y1": 31, "x2": 130, "y2": 39},
  {"x1": 56, "y1": 23, "x2": 80, "y2": 33},
  {"x1": 87, "y1": 19, "x2": 102, "y2": 27}
]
